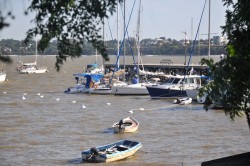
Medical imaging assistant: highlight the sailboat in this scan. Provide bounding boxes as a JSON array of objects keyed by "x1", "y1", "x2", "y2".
[
  {"x1": 18, "y1": 40, "x2": 48, "y2": 74},
  {"x1": 0, "y1": 71, "x2": 6, "y2": 83},
  {"x1": 0, "y1": 47, "x2": 7, "y2": 83},
  {"x1": 111, "y1": 0, "x2": 155, "y2": 95},
  {"x1": 186, "y1": 0, "x2": 211, "y2": 103},
  {"x1": 0, "y1": 62, "x2": 6, "y2": 83}
]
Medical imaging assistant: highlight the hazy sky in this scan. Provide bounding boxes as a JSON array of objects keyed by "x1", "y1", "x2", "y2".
[{"x1": 0, "y1": 0, "x2": 227, "y2": 41}]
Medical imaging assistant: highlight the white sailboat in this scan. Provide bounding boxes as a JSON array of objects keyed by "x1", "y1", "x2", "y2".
[
  {"x1": 111, "y1": 0, "x2": 154, "y2": 95},
  {"x1": 0, "y1": 72, "x2": 6, "y2": 83},
  {"x1": 186, "y1": 0, "x2": 211, "y2": 102},
  {"x1": 0, "y1": 47, "x2": 7, "y2": 83},
  {"x1": 18, "y1": 40, "x2": 48, "y2": 74}
]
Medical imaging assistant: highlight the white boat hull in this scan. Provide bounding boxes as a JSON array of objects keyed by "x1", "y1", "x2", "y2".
[
  {"x1": 112, "y1": 117, "x2": 139, "y2": 133},
  {"x1": 0, "y1": 73, "x2": 6, "y2": 83},
  {"x1": 19, "y1": 67, "x2": 48, "y2": 74},
  {"x1": 186, "y1": 89, "x2": 207, "y2": 103},
  {"x1": 173, "y1": 97, "x2": 192, "y2": 105},
  {"x1": 111, "y1": 83, "x2": 149, "y2": 95},
  {"x1": 90, "y1": 87, "x2": 113, "y2": 94},
  {"x1": 186, "y1": 89, "x2": 198, "y2": 100}
]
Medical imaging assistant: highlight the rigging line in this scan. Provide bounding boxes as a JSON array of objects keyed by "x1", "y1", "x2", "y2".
[
  {"x1": 110, "y1": 0, "x2": 137, "y2": 81},
  {"x1": 119, "y1": 0, "x2": 137, "y2": 65},
  {"x1": 117, "y1": 0, "x2": 137, "y2": 63},
  {"x1": 106, "y1": 19, "x2": 117, "y2": 56},
  {"x1": 185, "y1": 0, "x2": 207, "y2": 77}
]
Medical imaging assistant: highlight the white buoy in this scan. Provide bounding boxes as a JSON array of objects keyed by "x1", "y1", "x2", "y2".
[
  {"x1": 36, "y1": 93, "x2": 40, "y2": 96},
  {"x1": 128, "y1": 110, "x2": 133, "y2": 114},
  {"x1": 139, "y1": 108, "x2": 144, "y2": 111},
  {"x1": 72, "y1": 101, "x2": 76, "y2": 103},
  {"x1": 82, "y1": 104, "x2": 86, "y2": 109},
  {"x1": 56, "y1": 98, "x2": 60, "y2": 101},
  {"x1": 40, "y1": 95, "x2": 44, "y2": 98},
  {"x1": 107, "y1": 103, "x2": 111, "y2": 105},
  {"x1": 22, "y1": 96, "x2": 26, "y2": 100},
  {"x1": 3, "y1": 91, "x2": 6, "y2": 94}
]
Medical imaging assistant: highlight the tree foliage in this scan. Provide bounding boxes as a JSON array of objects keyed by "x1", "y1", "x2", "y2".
[
  {"x1": 23, "y1": 0, "x2": 122, "y2": 70},
  {"x1": 0, "y1": 1, "x2": 15, "y2": 63},
  {"x1": 200, "y1": 0, "x2": 250, "y2": 129}
]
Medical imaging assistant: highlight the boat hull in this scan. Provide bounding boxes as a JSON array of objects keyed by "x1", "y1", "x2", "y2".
[
  {"x1": 0, "y1": 73, "x2": 6, "y2": 83},
  {"x1": 146, "y1": 86, "x2": 187, "y2": 99},
  {"x1": 112, "y1": 117, "x2": 139, "y2": 133},
  {"x1": 64, "y1": 84, "x2": 86, "y2": 94},
  {"x1": 90, "y1": 88, "x2": 113, "y2": 94},
  {"x1": 186, "y1": 89, "x2": 198, "y2": 100},
  {"x1": 19, "y1": 67, "x2": 48, "y2": 74},
  {"x1": 112, "y1": 84, "x2": 149, "y2": 95}
]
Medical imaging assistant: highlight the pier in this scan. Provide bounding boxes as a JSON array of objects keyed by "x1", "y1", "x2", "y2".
[{"x1": 103, "y1": 55, "x2": 221, "y2": 77}]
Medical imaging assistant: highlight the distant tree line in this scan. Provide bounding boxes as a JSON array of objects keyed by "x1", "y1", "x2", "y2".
[{"x1": 0, "y1": 38, "x2": 226, "y2": 56}]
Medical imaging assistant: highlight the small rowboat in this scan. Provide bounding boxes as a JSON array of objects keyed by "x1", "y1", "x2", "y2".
[
  {"x1": 173, "y1": 97, "x2": 192, "y2": 105},
  {"x1": 112, "y1": 117, "x2": 139, "y2": 133},
  {"x1": 81, "y1": 139, "x2": 142, "y2": 163}
]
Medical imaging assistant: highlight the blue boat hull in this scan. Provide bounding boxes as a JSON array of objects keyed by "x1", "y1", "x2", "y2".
[{"x1": 146, "y1": 86, "x2": 187, "y2": 99}]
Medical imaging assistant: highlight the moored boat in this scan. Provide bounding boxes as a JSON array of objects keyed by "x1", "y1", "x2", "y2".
[
  {"x1": 111, "y1": 83, "x2": 150, "y2": 95},
  {"x1": 0, "y1": 72, "x2": 6, "y2": 83},
  {"x1": 17, "y1": 40, "x2": 48, "y2": 74},
  {"x1": 112, "y1": 117, "x2": 139, "y2": 133},
  {"x1": 64, "y1": 73, "x2": 103, "y2": 94},
  {"x1": 146, "y1": 74, "x2": 202, "y2": 99},
  {"x1": 173, "y1": 97, "x2": 192, "y2": 105},
  {"x1": 19, "y1": 66, "x2": 48, "y2": 74},
  {"x1": 81, "y1": 139, "x2": 142, "y2": 163}
]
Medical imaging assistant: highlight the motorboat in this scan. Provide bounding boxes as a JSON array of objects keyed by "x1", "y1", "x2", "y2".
[
  {"x1": 64, "y1": 73, "x2": 104, "y2": 94},
  {"x1": 173, "y1": 97, "x2": 192, "y2": 105},
  {"x1": 112, "y1": 117, "x2": 139, "y2": 133},
  {"x1": 64, "y1": 84, "x2": 86, "y2": 94},
  {"x1": 81, "y1": 139, "x2": 142, "y2": 163},
  {"x1": 146, "y1": 74, "x2": 202, "y2": 99}
]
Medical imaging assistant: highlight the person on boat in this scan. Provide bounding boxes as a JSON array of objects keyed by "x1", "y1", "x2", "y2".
[
  {"x1": 85, "y1": 75, "x2": 92, "y2": 88},
  {"x1": 132, "y1": 75, "x2": 139, "y2": 84},
  {"x1": 118, "y1": 119, "x2": 123, "y2": 129},
  {"x1": 75, "y1": 77, "x2": 79, "y2": 84}
]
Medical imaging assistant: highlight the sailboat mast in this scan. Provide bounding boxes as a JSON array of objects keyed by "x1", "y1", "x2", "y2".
[
  {"x1": 123, "y1": 0, "x2": 126, "y2": 81},
  {"x1": 117, "y1": 0, "x2": 120, "y2": 69},
  {"x1": 102, "y1": 19, "x2": 105, "y2": 74},
  {"x1": 136, "y1": 0, "x2": 142, "y2": 78},
  {"x1": 35, "y1": 40, "x2": 38, "y2": 64},
  {"x1": 208, "y1": 0, "x2": 211, "y2": 58}
]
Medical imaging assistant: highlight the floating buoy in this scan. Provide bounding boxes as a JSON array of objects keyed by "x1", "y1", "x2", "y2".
[
  {"x1": 22, "y1": 96, "x2": 26, "y2": 100},
  {"x1": 128, "y1": 110, "x2": 133, "y2": 114},
  {"x1": 82, "y1": 104, "x2": 86, "y2": 109},
  {"x1": 72, "y1": 101, "x2": 76, "y2": 103},
  {"x1": 37, "y1": 93, "x2": 40, "y2": 96},
  {"x1": 56, "y1": 98, "x2": 60, "y2": 101},
  {"x1": 107, "y1": 103, "x2": 111, "y2": 105}
]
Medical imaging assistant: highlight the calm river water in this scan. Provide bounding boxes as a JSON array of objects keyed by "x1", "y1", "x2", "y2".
[{"x1": 0, "y1": 55, "x2": 249, "y2": 166}]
